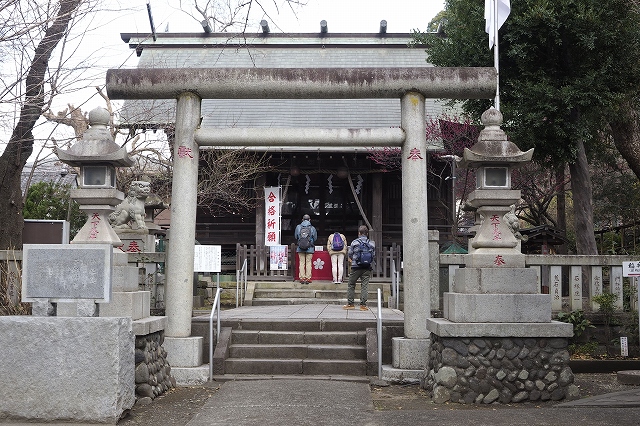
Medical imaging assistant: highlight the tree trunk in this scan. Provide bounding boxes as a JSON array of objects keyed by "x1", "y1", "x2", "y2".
[
  {"x1": 609, "y1": 100, "x2": 640, "y2": 181},
  {"x1": 556, "y1": 164, "x2": 567, "y2": 255},
  {"x1": 568, "y1": 140, "x2": 598, "y2": 255},
  {"x1": 0, "y1": 0, "x2": 82, "y2": 250}
]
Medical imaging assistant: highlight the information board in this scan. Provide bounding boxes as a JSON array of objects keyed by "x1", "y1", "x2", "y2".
[
  {"x1": 194, "y1": 245, "x2": 222, "y2": 273},
  {"x1": 623, "y1": 261, "x2": 640, "y2": 277}
]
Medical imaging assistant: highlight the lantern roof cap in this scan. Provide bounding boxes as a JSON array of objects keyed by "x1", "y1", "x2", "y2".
[
  {"x1": 56, "y1": 107, "x2": 134, "y2": 167},
  {"x1": 458, "y1": 108, "x2": 533, "y2": 169}
]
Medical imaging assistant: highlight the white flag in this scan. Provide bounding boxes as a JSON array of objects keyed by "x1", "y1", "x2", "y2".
[{"x1": 485, "y1": 0, "x2": 511, "y2": 49}]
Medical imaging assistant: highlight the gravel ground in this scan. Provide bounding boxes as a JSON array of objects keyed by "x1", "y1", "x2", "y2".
[{"x1": 117, "y1": 373, "x2": 634, "y2": 425}]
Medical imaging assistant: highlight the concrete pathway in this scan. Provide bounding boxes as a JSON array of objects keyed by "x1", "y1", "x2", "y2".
[
  {"x1": 184, "y1": 379, "x2": 640, "y2": 426},
  {"x1": 212, "y1": 303, "x2": 405, "y2": 321}
]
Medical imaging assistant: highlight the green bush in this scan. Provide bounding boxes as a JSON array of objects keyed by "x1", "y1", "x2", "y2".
[
  {"x1": 592, "y1": 293, "x2": 619, "y2": 355},
  {"x1": 568, "y1": 341, "x2": 599, "y2": 357},
  {"x1": 556, "y1": 310, "x2": 594, "y2": 339}
]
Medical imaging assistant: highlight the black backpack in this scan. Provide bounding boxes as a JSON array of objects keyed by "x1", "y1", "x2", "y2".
[
  {"x1": 352, "y1": 238, "x2": 374, "y2": 268},
  {"x1": 298, "y1": 225, "x2": 312, "y2": 250}
]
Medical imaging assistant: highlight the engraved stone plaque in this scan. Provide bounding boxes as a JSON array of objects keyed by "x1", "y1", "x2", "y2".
[{"x1": 22, "y1": 244, "x2": 112, "y2": 302}]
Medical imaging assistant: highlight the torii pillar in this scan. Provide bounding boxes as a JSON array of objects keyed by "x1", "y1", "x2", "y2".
[
  {"x1": 394, "y1": 92, "x2": 431, "y2": 374},
  {"x1": 106, "y1": 67, "x2": 496, "y2": 382}
]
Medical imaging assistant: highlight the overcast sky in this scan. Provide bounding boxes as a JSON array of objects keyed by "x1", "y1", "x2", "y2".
[
  {"x1": 68, "y1": 0, "x2": 445, "y2": 111},
  {"x1": 125, "y1": 0, "x2": 445, "y2": 34},
  {"x1": 14, "y1": 1, "x2": 445, "y2": 163}
]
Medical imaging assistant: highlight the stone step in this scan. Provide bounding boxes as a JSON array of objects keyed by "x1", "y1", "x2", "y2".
[
  {"x1": 253, "y1": 288, "x2": 388, "y2": 299},
  {"x1": 250, "y1": 298, "x2": 382, "y2": 307},
  {"x1": 228, "y1": 343, "x2": 366, "y2": 359},
  {"x1": 217, "y1": 318, "x2": 384, "y2": 332},
  {"x1": 245, "y1": 281, "x2": 392, "y2": 308},
  {"x1": 223, "y1": 358, "x2": 367, "y2": 376},
  {"x1": 253, "y1": 289, "x2": 350, "y2": 298},
  {"x1": 210, "y1": 374, "x2": 371, "y2": 383},
  {"x1": 253, "y1": 282, "x2": 390, "y2": 290},
  {"x1": 231, "y1": 330, "x2": 366, "y2": 345}
]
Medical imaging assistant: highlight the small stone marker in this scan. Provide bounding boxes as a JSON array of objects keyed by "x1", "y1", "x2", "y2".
[{"x1": 22, "y1": 244, "x2": 112, "y2": 302}]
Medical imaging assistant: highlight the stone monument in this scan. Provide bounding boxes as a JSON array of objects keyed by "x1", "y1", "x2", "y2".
[{"x1": 423, "y1": 108, "x2": 577, "y2": 404}]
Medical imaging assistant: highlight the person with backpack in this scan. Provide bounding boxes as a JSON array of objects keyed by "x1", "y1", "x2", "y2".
[
  {"x1": 344, "y1": 225, "x2": 375, "y2": 310},
  {"x1": 294, "y1": 214, "x2": 317, "y2": 284},
  {"x1": 326, "y1": 231, "x2": 347, "y2": 284}
]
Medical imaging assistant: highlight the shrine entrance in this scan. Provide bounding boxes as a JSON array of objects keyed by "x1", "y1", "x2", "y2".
[{"x1": 106, "y1": 65, "x2": 495, "y2": 367}]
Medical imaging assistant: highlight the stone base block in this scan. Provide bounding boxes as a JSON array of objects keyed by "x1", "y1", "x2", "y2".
[
  {"x1": 444, "y1": 292, "x2": 551, "y2": 323},
  {"x1": 164, "y1": 336, "x2": 203, "y2": 367},
  {"x1": 133, "y1": 316, "x2": 168, "y2": 336},
  {"x1": 392, "y1": 337, "x2": 430, "y2": 370},
  {"x1": 31, "y1": 298, "x2": 55, "y2": 316},
  {"x1": 171, "y1": 365, "x2": 210, "y2": 385},
  {"x1": 381, "y1": 365, "x2": 424, "y2": 384},
  {"x1": 113, "y1": 263, "x2": 140, "y2": 292},
  {"x1": 194, "y1": 295, "x2": 205, "y2": 308},
  {"x1": 99, "y1": 291, "x2": 150, "y2": 320},
  {"x1": 56, "y1": 300, "x2": 99, "y2": 317},
  {"x1": 0, "y1": 316, "x2": 134, "y2": 424},
  {"x1": 427, "y1": 318, "x2": 573, "y2": 338},
  {"x1": 423, "y1": 333, "x2": 577, "y2": 404},
  {"x1": 466, "y1": 249, "x2": 526, "y2": 268},
  {"x1": 116, "y1": 232, "x2": 155, "y2": 253},
  {"x1": 454, "y1": 267, "x2": 538, "y2": 294}
]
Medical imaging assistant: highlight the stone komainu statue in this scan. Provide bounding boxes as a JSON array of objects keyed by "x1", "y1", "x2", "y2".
[{"x1": 109, "y1": 181, "x2": 151, "y2": 230}]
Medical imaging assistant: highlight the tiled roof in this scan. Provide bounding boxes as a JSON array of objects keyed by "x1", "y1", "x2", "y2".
[
  {"x1": 21, "y1": 163, "x2": 77, "y2": 194},
  {"x1": 120, "y1": 33, "x2": 454, "y2": 133}
]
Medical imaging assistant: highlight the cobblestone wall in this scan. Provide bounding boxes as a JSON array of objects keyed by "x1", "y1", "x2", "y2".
[
  {"x1": 423, "y1": 335, "x2": 580, "y2": 404},
  {"x1": 134, "y1": 331, "x2": 176, "y2": 404}
]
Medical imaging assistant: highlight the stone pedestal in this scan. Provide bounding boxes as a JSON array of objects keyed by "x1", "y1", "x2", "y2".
[
  {"x1": 424, "y1": 319, "x2": 577, "y2": 404},
  {"x1": 70, "y1": 188, "x2": 124, "y2": 247},
  {"x1": 0, "y1": 317, "x2": 134, "y2": 424},
  {"x1": 117, "y1": 230, "x2": 156, "y2": 254},
  {"x1": 392, "y1": 337, "x2": 430, "y2": 370},
  {"x1": 163, "y1": 336, "x2": 208, "y2": 385}
]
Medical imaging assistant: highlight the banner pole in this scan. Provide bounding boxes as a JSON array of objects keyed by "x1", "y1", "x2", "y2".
[{"x1": 494, "y1": 0, "x2": 500, "y2": 110}]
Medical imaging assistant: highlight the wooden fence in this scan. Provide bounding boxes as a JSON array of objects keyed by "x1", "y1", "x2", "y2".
[{"x1": 236, "y1": 243, "x2": 402, "y2": 281}]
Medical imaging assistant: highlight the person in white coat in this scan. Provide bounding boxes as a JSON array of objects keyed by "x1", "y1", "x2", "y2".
[{"x1": 326, "y1": 231, "x2": 347, "y2": 284}]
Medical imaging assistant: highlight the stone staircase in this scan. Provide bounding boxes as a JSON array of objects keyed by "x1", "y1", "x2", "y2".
[
  {"x1": 244, "y1": 281, "x2": 391, "y2": 307},
  {"x1": 208, "y1": 318, "x2": 390, "y2": 378}
]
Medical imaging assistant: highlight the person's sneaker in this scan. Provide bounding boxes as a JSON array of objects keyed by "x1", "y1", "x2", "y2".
[
  {"x1": 359, "y1": 305, "x2": 368, "y2": 311},
  {"x1": 343, "y1": 304, "x2": 355, "y2": 310},
  {"x1": 306, "y1": 280, "x2": 312, "y2": 284}
]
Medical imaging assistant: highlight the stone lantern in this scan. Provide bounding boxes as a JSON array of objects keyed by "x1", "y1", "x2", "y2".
[
  {"x1": 424, "y1": 108, "x2": 575, "y2": 405},
  {"x1": 457, "y1": 107, "x2": 532, "y2": 268},
  {"x1": 56, "y1": 107, "x2": 133, "y2": 246}
]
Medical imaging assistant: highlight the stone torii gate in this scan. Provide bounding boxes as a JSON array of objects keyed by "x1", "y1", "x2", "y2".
[{"x1": 106, "y1": 67, "x2": 496, "y2": 378}]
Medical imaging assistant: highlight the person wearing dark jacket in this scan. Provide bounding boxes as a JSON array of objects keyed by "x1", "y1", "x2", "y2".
[
  {"x1": 294, "y1": 214, "x2": 317, "y2": 284},
  {"x1": 344, "y1": 225, "x2": 375, "y2": 310}
]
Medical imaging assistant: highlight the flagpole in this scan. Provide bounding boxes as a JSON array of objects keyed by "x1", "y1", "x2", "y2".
[{"x1": 494, "y1": 0, "x2": 500, "y2": 110}]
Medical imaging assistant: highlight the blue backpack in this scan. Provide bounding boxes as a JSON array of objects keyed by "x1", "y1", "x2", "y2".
[
  {"x1": 331, "y1": 232, "x2": 344, "y2": 251},
  {"x1": 353, "y1": 238, "x2": 374, "y2": 267}
]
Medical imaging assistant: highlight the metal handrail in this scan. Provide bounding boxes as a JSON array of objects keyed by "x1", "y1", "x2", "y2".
[
  {"x1": 390, "y1": 260, "x2": 396, "y2": 307},
  {"x1": 236, "y1": 259, "x2": 247, "y2": 308},
  {"x1": 377, "y1": 288, "x2": 382, "y2": 379},
  {"x1": 208, "y1": 286, "x2": 221, "y2": 381},
  {"x1": 395, "y1": 260, "x2": 401, "y2": 309}
]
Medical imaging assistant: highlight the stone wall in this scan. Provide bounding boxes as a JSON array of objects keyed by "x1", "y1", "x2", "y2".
[
  {"x1": 423, "y1": 335, "x2": 580, "y2": 404},
  {"x1": 135, "y1": 330, "x2": 176, "y2": 404}
]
